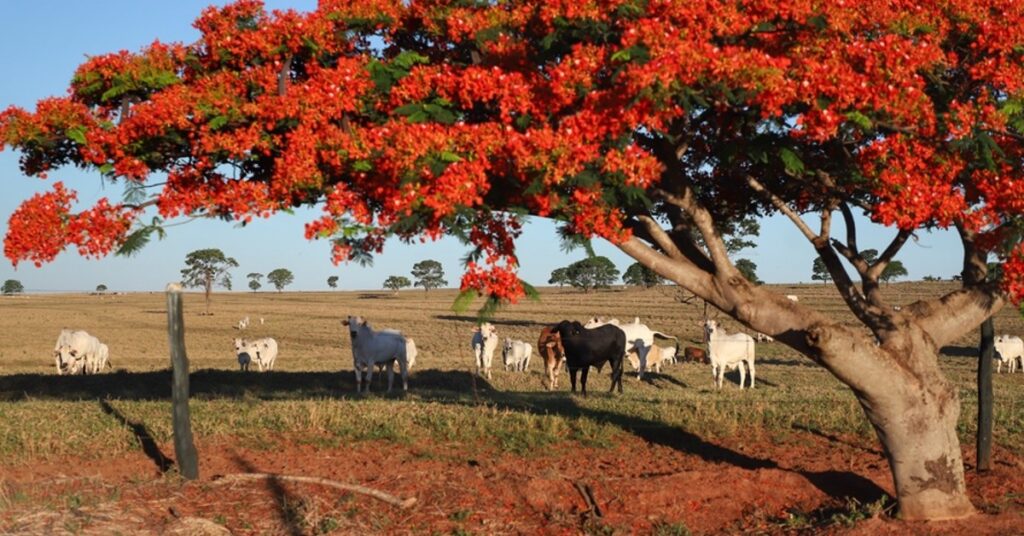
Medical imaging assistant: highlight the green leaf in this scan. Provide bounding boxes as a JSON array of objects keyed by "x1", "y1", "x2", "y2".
[
  {"x1": 352, "y1": 160, "x2": 373, "y2": 172},
  {"x1": 845, "y1": 111, "x2": 873, "y2": 131},
  {"x1": 438, "y1": 151, "x2": 462, "y2": 163},
  {"x1": 778, "y1": 147, "x2": 805, "y2": 175},
  {"x1": 99, "y1": 163, "x2": 115, "y2": 176},
  {"x1": 66, "y1": 126, "x2": 87, "y2": 145},
  {"x1": 208, "y1": 115, "x2": 229, "y2": 131},
  {"x1": 391, "y1": 51, "x2": 428, "y2": 71},
  {"x1": 451, "y1": 289, "x2": 478, "y2": 313},
  {"x1": 393, "y1": 103, "x2": 423, "y2": 116},
  {"x1": 406, "y1": 110, "x2": 429, "y2": 123},
  {"x1": 807, "y1": 15, "x2": 828, "y2": 30}
]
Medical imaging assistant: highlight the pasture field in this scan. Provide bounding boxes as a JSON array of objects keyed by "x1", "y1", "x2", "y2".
[{"x1": 1, "y1": 283, "x2": 1024, "y2": 534}]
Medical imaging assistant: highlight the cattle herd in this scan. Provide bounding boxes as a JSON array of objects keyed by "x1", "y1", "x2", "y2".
[{"x1": 50, "y1": 306, "x2": 1024, "y2": 392}]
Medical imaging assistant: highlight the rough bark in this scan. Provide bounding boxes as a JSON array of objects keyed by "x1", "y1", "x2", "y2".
[{"x1": 615, "y1": 235, "x2": 983, "y2": 519}]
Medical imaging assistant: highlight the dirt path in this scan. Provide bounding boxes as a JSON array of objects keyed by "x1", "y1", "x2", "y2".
[{"x1": 2, "y1": 432, "x2": 1022, "y2": 535}]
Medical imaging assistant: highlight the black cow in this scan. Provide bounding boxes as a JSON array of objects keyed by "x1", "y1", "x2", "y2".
[{"x1": 555, "y1": 320, "x2": 625, "y2": 396}]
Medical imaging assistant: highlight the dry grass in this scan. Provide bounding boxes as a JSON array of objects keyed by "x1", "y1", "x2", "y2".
[{"x1": 1, "y1": 282, "x2": 1023, "y2": 463}]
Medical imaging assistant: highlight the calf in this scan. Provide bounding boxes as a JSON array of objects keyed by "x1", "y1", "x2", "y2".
[
  {"x1": 626, "y1": 343, "x2": 673, "y2": 375},
  {"x1": 502, "y1": 338, "x2": 532, "y2": 372},
  {"x1": 472, "y1": 322, "x2": 499, "y2": 380},
  {"x1": 555, "y1": 320, "x2": 625, "y2": 396},
  {"x1": 683, "y1": 346, "x2": 708, "y2": 364},
  {"x1": 538, "y1": 325, "x2": 566, "y2": 390}
]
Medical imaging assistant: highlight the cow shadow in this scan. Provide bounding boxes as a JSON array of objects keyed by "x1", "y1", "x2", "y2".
[{"x1": 940, "y1": 346, "x2": 977, "y2": 358}]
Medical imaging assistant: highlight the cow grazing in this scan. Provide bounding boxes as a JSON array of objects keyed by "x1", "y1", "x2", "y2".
[
  {"x1": 53, "y1": 329, "x2": 105, "y2": 375},
  {"x1": 236, "y1": 316, "x2": 250, "y2": 330},
  {"x1": 704, "y1": 320, "x2": 756, "y2": 389},
  {"x1": 995, "y1": 335, "x2": 1024, "y2": 373},
  {"x1": 91, "y1": 343, "x2": 110, "y2": 373},
  {"x1": 584, "y1": 317, "x2": 679, "y2": 379},
  {"x1": 537, "y1": 325, "x2": 566, "y2": 390},
  {"x1": 343, "y1": 316, "x2": 409, "y2": 392},
  {"x1": 683, "y1": 346, "x2": 708, "y2": 364},
  {"x1": 786, "y1": 295, "x2": 799, "y2": 302},
  {"x1": 502, "y1": 339, "x2": 532, "y2": 372},
  {"x1": 472, "y1": 322, "x2": 499, "y2": 380},
  {"x1": 555, "y1": 320, "x2": 625, "y2": 396},
  {"x1": 754, "y1": 332, "x2": 774, "y2": 343}
]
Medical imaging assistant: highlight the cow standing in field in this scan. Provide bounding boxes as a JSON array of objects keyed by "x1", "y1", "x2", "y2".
[
  {"x1": 472, "y1": 322, "x2": 499, "y2": 380},
  {"x1": 995, "y1": 335, "x2": 1024, "y2": 373},
  {"x1": 584, "y1": 317, "x2": 679, "y2": 379},
  {"x1": 502, "y1": 338, "x2": 532, "y2": 372},
  {"x1": 555, "y1": 320, "x2": 625, "y2": 396},
  {"x1": 233, "y1": 337, "x2": 279, "y2": 371},
  {"x1": 537, "y1": 325, "x2": 566, "y2": 390},
  {"x1": 704, "y1": 319, "x2": 756, "y2": 389},
  {"x1": 343, "y1": 316, "x2": 409, "y2": 393}
]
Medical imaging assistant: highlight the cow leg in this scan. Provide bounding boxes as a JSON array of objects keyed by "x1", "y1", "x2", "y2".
[
  {"x1": 366, "y1": 364, "x2": 375, "y2": 393},
  {"x1": 386, "y1": 364, "x2": 394, "y2": 393},
  {"x1": 354, "y1": 366, "x2": 362, "y2": 393},
  {"x1": 399, "y1": 357, "x2": 409, "y2": 392},
  {"x1": 738, "y1": 362, "x2": 747, "y2": 390},
  {"x1": 580, "y1": 367, "x2": 590, "y2": 397},
  {"x1": 748, "y1": 360, "x2": 756, "y2": 388},
  {"x1": 569, "y1": 366, "x2": 578, "y2": 393}
]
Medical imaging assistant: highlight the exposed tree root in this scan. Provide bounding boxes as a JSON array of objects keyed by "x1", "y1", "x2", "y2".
[{"x1": 210, "y1": 473, "x2": 417, "y2": 509}]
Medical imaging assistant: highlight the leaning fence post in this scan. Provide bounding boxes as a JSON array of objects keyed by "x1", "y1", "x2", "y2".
[{"x1": 166, "y1": 282, "x2": 199, "y2": 480}]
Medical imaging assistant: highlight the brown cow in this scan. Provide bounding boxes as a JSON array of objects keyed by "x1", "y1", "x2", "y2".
[
  {"x1": 683, "y1": 346, "x2": 708, "y2": 364},
  {"x1": 537, "y1": 325, "x2": 566, "y2": 390}
]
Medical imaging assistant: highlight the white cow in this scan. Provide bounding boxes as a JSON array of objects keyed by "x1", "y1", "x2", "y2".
[
  {"x1": 502, "y1": 338, "x2": 532, "y2": 372},
  {"x1": 90, "y1": 343, "x2": 110, "y2": 374},
  {"x1": 754, "y1": 332, "x2": 774, "y2": 343},
  {"x1": 626, "y1": 342, "x2": 673, "y2": 375},
  {"x1": 233, "y1": 337, "x2": 279, "y2": 371},
  {"x1": 472, "y1": 323, "x2": 499, "y2": 380},
  {"x1": 366, "y1": 336, "x2": 418, "y2": 380},
  {"x1": 584, "y1": 317, "x2": 679, "y2": 379},
  {"x1": 53, "y1": 329, "x2": 104, "y2": 375},
  {"x1": 703, "y1": 319, "x2": 756, "y2": 389},
  {"x1": 343, "y1": 316, "x2": 409, "y2": 392},
  {"x1": 786, "y1": 295, "x2": 799, "y2": 302},
  {"x1": 995, "y1": 335, "x2": 1024, "y2": 373}
]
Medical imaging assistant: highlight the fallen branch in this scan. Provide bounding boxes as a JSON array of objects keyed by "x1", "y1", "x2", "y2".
[
  {"x1": 210, "y1": 473, "x2": 417, "y2": 509},
  {"x1": 572, "y1": 480, "x2": 602, "y2": 518}
]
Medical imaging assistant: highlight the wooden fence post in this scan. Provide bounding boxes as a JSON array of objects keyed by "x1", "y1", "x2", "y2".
[
  {"x1": 977, "y1": 316, "x2": 994, "y2": 472},
  {"x1": 166, "y1": 283, "x2": 199, "y2": 480}
]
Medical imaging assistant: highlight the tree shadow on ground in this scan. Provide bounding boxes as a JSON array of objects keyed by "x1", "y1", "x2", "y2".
[
  {"x1": 3, "y1": 368, "x2": 888, "y2": 506},
  {"x1": 229, "y1": 452, "x2": 304, "y2": 536}
]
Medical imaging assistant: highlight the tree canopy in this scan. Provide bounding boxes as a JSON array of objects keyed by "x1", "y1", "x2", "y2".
[
  {"x1": 180, "y1": 248, "x2": 237, "y2": 313},
  {"x1": 4, "y1": 0, "x2": 1024, "y2": 519},
  {"x1": 1, "y1": 279, "x2": 23, "y2": 295},
  {"x1": 622, "y1": 261, "x2": 663, "y2": 288},
  {"x1": 411, "y1": 259, "x2": 447, "y2": 291},
  {"x1": 267, "y1": 268, "x2": 294, "y2": 291},
  {"x1": 327, "y1": 275, "x2": 339, "y2": 289},
  {"x1": 383, "y1": 275, "x2": 411, "y2": 292},
  {"x1": 562, "y1": 256, "x2": 620, "y2": 292}
]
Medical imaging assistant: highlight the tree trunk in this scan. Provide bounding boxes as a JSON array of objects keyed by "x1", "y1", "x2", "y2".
[{"x1": 856, "y1": 350, "x2": 975, "y2": 520}]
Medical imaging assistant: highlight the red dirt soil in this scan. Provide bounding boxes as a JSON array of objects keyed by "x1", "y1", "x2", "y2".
[{"x1": 1, "y1": 432, "x2": 1022, "y2": 535}]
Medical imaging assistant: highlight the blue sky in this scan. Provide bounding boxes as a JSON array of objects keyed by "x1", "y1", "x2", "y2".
[{"x1": 0, "y1": 1, "x2": 965, "y2": 293}]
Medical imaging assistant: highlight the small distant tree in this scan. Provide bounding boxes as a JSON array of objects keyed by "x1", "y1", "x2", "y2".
[
  {"x1": 923, "y1": 275, "x2": 942, "y2": 282},
  {"x1": 247, "y1": 272, "x2": 263, "y2": 293},
  {"x1": 622, "y1": 262, "x2": 664, "y2": 288},
  {"x1": 881, "y1": 260, "x2": 909, "y2": 284},
  {"x1": 565, "y1": 256, "x2": 620, "y2": 292},
  {"x1": 95, "y1": 284, "x2": 108, "y2": 293},
  {"x1": 180, "y1": 248, "x2": 238, "y2": 314},
  {"x1": 734, "y1": 259, "x2": 762, "y2": 285},
  {"x1": 267, "y1": 268, "x2": 294, "y2": 292},
  {"x1": 327, "y1": 275, "x2": 339, "y2": 289},
  {"x1": 811, "y1": 257, "x2": 832, "y2": 284},
  {"x1": 411, "y1": 260, "x2": 447, "y2": 292},
  {"x1": 383, "y1": 275, "x2": 411, "y2": 293},
  {"x1": 548, "y1": 267, "x2": 570, "y2": 287},
  {"x1": 2, "y1": 279, "x2": 24, "y2": 295}
]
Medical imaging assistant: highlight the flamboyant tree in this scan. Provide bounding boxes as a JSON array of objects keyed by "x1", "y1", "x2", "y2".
[{"x1": 3, "y1": 0, "x2": 1024, "y2": 520}]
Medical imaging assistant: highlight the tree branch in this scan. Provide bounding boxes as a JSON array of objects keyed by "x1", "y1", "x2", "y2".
[{"x1": 745, "y1": 175, "x2": 819, "y2": 243}]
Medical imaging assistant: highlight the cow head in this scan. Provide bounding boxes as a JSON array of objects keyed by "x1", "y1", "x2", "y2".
[
  {"x1": 232, "y1": 337, "x2": 248, "y2": 352},
  {"x1": 54, "y1": 345, "x2": 82, "y2": 374},
  {"x1": 343, "y1": 316, "x2": 366, "y2": 338},
  {"x1": 555, "y1": 320, "x2": 583, "y2": 339},
  {"x1": 702, "y1": 319, "x2": 719, "y2": 342}
]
